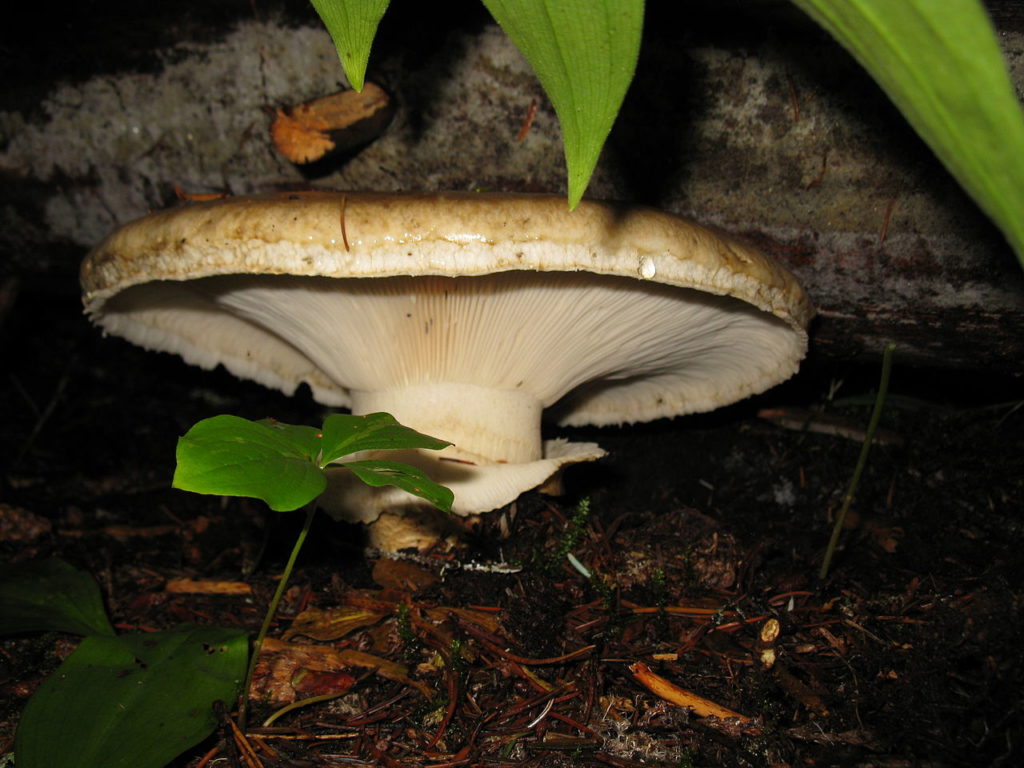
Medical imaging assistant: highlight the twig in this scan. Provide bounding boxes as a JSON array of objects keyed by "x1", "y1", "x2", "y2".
[
  {"x1": 842, "y1": 618, "x2": 890, "y2": 646},
  {"x1": 459, "y1": 620, "x2": 594, "y2": 665},
  {"x1": 819, "y1": 344, "x2": 896, "y2": 580},
  {"x1": 516, "y1": 99, "x2": 539, "y2": 141},
  {"x1": 194, "y1": 744, "x2": 221, "y2": 768},
  {"x1": 879, "y1": 198, "x2": 897, "y2": 243},
  {"x1": 340, "y1": 194, "x2": 350, "y2": 251},
  {"x1": 423, "y1": 642, "x2": 461, "y2": 750},
  {"x1": 629, "y1": 662, "x2": 751, "y2": 722},
  {"x1": 226, "y1": 713, "x2": 266, "y2": 767},
  {"x1": 214, "y1": 699, "x2": 244, "y2": 768},
  {"x1": 549, "y1": 708, "x2": 598, "y2": 736}
]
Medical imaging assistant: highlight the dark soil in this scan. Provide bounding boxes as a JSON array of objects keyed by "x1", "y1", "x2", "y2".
[{"x1": 1, "y1": 274, "x2": 1023, "y2": 767}]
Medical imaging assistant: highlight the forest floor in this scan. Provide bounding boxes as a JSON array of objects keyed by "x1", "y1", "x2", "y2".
[{"x1": 2, "y1": 275, "x2": 1023, "y2": 767}]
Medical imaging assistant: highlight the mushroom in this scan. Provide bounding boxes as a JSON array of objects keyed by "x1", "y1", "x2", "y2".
[{"x1": 81, "y1": 192, "x2": 812, "y2": 549}]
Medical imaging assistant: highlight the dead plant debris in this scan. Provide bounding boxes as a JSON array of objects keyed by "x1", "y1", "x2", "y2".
[{"x1": 2, "y1": 288, "x2": 1023, "y2": 766}]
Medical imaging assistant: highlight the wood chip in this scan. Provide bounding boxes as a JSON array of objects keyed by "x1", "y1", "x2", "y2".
[
  {"x1": 629, "y1": 661, "x2": 752, "y2": 723},
  {"x1": 165, "y1": 578, "x2": 252, "y2": 595},
  {"x1": 758, "y1": 406, "x2": 903, "y2": 445},
  {"x1": 271, "y1": 83, "x2": 395, "y2": 164}
]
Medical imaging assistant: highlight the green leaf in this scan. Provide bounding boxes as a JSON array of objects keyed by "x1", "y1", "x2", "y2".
[
  {"x1": 175, "y1": 413, "x2": 454, "y2": 513},
  {"x1": 789, "y1": 0, "x2": 1024, "y2": 267},
  {"x1": 0, "y1": 558, "x2": 114, "y2": 637},
  {"x1": 341, "y1": 459, "x2": 455, "y2": 514},
  {"x1": 310, "y1": 0, "x2": 391, "y2": 91},
  {"x1": 480, "y1": 0, "x2": 644, "y2": 208},
  {"x1": 173, "y1": 415, "x2": 326, "y2": 512},
  {"x1": 259, "y1": 418, "x2": 324, "y2": 454},
  {"x1": 15, "y1": 625, "x2": 248, "y2": 768},
  {"x1": 319, "y1": 412, "x2": 452, "y2": 466}
]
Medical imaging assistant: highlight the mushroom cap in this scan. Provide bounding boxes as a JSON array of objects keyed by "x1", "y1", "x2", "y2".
[
  {"x1": 82, "y1": 191, "x2": 812, "y2": 425},
  {"x1": 81, "y1": 191, "x2": 812, "y2": 530}
]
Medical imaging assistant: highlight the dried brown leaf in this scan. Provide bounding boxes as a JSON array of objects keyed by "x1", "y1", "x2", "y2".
[{"x1": 284, "y1": 605, "x2": 386, "y2": 641}]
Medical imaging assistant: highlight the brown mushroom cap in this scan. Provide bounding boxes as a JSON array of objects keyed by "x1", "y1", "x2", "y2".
[{"x1": 81, "y1": 191, "x2": 812, "y2": 538}]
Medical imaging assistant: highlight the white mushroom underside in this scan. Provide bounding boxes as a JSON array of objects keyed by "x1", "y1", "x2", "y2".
[
  {"x1": 229, "y1": 272, "x2": 796, "y2": 419},
  {"x1": 97, "y1": 271, "x2": 801, "y2": 518},
  {"x1": 101, "y1": 271, "x2": 800, "y2": 442}
]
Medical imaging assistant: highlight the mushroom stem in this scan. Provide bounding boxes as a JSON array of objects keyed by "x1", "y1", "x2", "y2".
[{"x1": 350, "y1": 382, "x2": 543, "y2": 464}]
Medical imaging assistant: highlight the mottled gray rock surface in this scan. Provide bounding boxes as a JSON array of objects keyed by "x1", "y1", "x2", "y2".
[{"x1": 2, "y1": 1, "x2": 1022, "y2": 369}]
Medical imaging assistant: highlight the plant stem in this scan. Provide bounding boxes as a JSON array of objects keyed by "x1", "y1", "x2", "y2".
[
  {"x1": 819, "y1": 344, "x2": 896, "y2": 581},
  {"x1": 237, "y1": 503, "x2": 317, "y2": 730}
]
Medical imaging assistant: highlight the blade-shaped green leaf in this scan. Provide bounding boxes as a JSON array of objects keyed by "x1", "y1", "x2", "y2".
[
  {"x1": 15, "y1": 625, "x2": 248, "y2": 768},
  {"x1": 789, "y1": 0, "x2": 1024, "y2": 267},
  {"x1": 0, "y1": 558, "x2": 114, "y2": 637},
  {"x1": 319, "y1": 412, "x2": 452, "y2": 466},
  {"x1": 481, "y1": 0, "x2": 644, "y2": 208},
  {"x1": 341, "y1": 459, "x2": 455, "y2": 514},
  {"x1": 310, "y1": 0, "x2": 391, "y2": 91},
  {"x1": 173, "y1": 415, "x2": 326, "y2": 512}
]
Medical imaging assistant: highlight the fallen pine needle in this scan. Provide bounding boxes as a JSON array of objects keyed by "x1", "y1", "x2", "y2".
[
  {"x1": 629, "y1": 662, "x2": 751, "y2": 722},
  {"x1": 173, "y1": 185, "x2": 230, "y2": 202},
  {"x1": 225, "y1": 714, "x2": 265, "y2": 767}
]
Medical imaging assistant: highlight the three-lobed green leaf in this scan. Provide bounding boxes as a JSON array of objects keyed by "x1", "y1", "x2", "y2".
[
  {"x1": 173, "y1": 412, "x2": 454, "y2": 513},
  {"x1": 318, "y1": 412, "x2": 451, "y2": 463},
  {"x1": 172, "y1": 415, "x2": 328, "y2": 512},
  {"x1": 341, "y1": 459, "x2": 454, "y2": 513},
  {"x1": 15, "y1": 626, "x2": 248, "y2": 768},
  {"x1": 789, "y1": 0, "x2": 1024, "y2": 267}
]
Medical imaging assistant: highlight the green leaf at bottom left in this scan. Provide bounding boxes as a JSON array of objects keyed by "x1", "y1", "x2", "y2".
[
  {"x1": 0, "y1": 558, "x2": 114, "y2": 637},
  {"x1": 15, "y1": 625, "x2": 248, "y2": 768}
]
